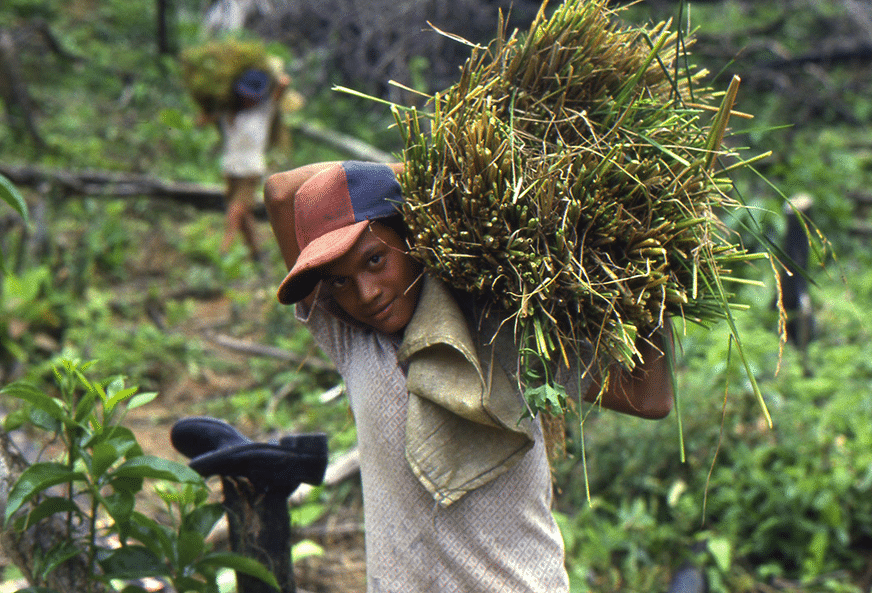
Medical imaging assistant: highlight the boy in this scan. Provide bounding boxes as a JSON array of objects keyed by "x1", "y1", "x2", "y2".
[{"x1": 265, "y1": 160, "x2": 673, "y2": 592}]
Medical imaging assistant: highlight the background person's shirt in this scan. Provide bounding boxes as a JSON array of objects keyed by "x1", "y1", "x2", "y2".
[{"x1": 220, "y1": 97, "x2": 276, "y2": 177}]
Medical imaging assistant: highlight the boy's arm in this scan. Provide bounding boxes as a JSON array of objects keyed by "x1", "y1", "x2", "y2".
[
  {"x1": 272, "y1": 73, "x2": 290, "y2": 101},
  {"x1": 264, "y1": 162, "x2": 342, "y2": 271},
  {"x1": 582, "y1": 323, "x2": 674, "y2": 419}
]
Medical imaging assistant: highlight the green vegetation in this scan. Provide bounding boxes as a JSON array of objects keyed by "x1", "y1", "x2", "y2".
[
  {"x1": 2, "y1": 360, "x2": 279, "y2": 593},
  {"x1": 2, "y1": 0, "x2": 872, "y2": 591}
]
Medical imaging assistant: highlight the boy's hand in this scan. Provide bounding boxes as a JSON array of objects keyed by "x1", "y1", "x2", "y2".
[{"x1": 584, "y1": 324, "x2": 674, "y2": 419}]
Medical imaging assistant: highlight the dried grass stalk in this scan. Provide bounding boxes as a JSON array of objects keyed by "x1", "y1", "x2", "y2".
[{"x1": 394, "y1": 0, "x2": 770, "y2": 416}]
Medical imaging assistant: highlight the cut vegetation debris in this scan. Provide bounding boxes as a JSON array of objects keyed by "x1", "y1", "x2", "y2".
[{"x1": 392, "y1": 0, "x2": 779, "y2": 418}]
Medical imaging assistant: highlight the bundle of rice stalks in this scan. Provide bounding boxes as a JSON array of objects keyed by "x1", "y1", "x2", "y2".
[
  {"x1": 180, "y1": 39, "x2": 271, "y2": 114},
  {"x1": 393, "y1": 0, "x2": 772, "y2": 417}
]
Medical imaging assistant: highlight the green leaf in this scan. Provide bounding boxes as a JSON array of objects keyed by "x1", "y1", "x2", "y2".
[
  {"x1": 707, "y1": 536, "x2": 732, "y2": 573},
  {"x1": 103, "y1": 376, "x2": 133, "y2": 411},
  {"x1": 552, "y1": 511, "x2": 576, "y2": 552},
  {"x1": 1, "y1": 382, "x2": 66, "y2": 422},
  {"x1": 157, "y1": 482, "x2": 208, "y2": 507},
  {"x1": 524, "y1": 381, "x2": 567, "y2": 414},
  {"x1": 73, "y1": 368, "x2": 96, "y2": 394},
  {"x1": 112, "y1": 456, "x2": 202, "y2": 484},
  {"x1": 200, "y1": 552, "x2": 280, "y2": 590},
  {"x1": 106, "y1": 385, "x2": 139, "y2": 413},
  {"x1": 292, "y1": 498, "x2": 326, "y2": 529},
  {"x1": 28, "y1": 406, "x2": 62, "y2": 434},
  {"x1": 14, "y1": 496, "x2": 82, "y2": 531},
  {"x1": 98, "y1": 545, "x2": 170, "y2": 580},
  {"x1": 176, "y1": 529, "x2": 206, "y2": 569},
  {"x1": 2, "y1": 407, "x2": 28, "y2": 431},
  {"x1": 73, "y1": 389, "x2": 98, "y2": 423},
  {"x1": 103, "y1": 490, "x2": 136, "y2": 524},
  {"x1": 91, "y1": 441, "x2": 122, "y2": 479},
  {"x1": 129, "y1": 511, "x2": 175, "y2": 558},
  {"x1": 109, "y1": 474, "x2": 145, "y2": 497},
  {"x1": 159, "y1": 107, "x2": 189, "y2": 131},
  {"x1": 100, "y1": 426, "x2": 144, "y2": 459},
  {"x1": 127, "y1": 391, "x2": 158, "y2": 410},
  {"x1": 5, "y1": 463, "x2": 85, "y2": 525},
  {"x1": 38, "y1": 540, "x2": 85, "y2": 582},
  {"x1": 0, "y1": 173, "x2": 28, "y2": 223},
  {"x1": 182, "y1": 503, "x2": 226, "y2": 540},
  {"x1": 292, "y1": 539, "x2": 324, "y2": 560}
]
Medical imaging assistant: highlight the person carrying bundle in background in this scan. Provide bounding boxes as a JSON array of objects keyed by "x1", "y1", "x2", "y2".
[
  {"x1": 182, "y1": 39, "x2": 293, "y2": 264},
  {"x1": 198, "y1": 63, "x2": 289, "y2": 263},
  {"x1": 263, "y1": 159, "x2": 674, "y2": 592}
]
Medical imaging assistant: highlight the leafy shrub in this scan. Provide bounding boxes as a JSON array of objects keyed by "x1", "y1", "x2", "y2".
[
  {"x1": 554, "y1": 255, "x2": 872, "y2": 592},
  {"x1": 2, "y1": 359, "x2": 280, "y2": 593}
]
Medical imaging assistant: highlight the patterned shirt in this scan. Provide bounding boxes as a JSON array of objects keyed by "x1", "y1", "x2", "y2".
[{"x1": 298, "y1": 297, "x2": 570, "y2": 593}]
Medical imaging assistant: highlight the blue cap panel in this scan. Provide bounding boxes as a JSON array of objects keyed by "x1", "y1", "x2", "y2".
[{"x1": 342, "y1": 161, "x2": 404, "y2": 222}]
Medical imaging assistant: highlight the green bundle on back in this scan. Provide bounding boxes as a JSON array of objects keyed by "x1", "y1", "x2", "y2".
[
  {"x1": 180, "y1": 39, "x2": 270, "y2": 114},
  {"x1": 395, "y1": 0, "x2": 770, "y2": 415}
]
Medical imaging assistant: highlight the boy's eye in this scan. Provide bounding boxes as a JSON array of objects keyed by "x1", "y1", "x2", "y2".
[
  {"x1": 368, "y1": 253, "x2": 383, "y2": 266},
  {"x1": 329, "y1": 277, "x2": 348, "y2": 290}
]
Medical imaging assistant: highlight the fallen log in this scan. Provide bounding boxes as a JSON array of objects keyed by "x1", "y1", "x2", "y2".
[
  {"x1": 0, "y1": 118, "x2": 395, "y2": 215},
  {"x1": 0, "y1": 162, "x2": 228, "y2": 210}
]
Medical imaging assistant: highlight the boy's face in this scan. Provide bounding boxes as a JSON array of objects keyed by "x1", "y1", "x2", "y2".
[{"x1": 322, "y1": 222, "x2": 422, "y2": 335}]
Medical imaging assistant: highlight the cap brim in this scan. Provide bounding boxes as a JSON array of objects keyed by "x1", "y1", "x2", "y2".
[{"x1": 277, "y1": 220, "x2": 370, "y2": 304}]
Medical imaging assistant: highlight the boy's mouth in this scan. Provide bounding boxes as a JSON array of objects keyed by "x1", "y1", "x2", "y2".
[{"x1": 369, "y1": 299, "x2": 394, "y2": 321}]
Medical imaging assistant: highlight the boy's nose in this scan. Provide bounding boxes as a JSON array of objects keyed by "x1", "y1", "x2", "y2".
[{"x1": 357, "y1": 274, "x2": 381, "y2": 303}]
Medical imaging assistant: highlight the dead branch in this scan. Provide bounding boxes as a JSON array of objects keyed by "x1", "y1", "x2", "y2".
[
  {"x1": 0, "y1": 162, "x2": 226, "y2": 207},
  {"x1": 0, "y1": 117, "x2": 395, "y2": 208},
  {"x1": 293, "y1": 521, "x2": 363, "y2": 540},
  {"x1": 759, "y1": 44, "x2": 872, "y2": 69},
  {"x1": 290, "y1": 121, "x2": 394, "y2": 163},
  {"x1": 27, "y1": 19, "x2": 86, "y2": 63},
  {"x1": 203, "y1": 331, "x2": 336, "y2": 372}
]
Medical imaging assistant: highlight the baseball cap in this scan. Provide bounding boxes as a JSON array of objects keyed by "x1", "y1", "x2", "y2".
[{"x1": 277, "y1": 161, "x2": 404, "y2": 304}]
